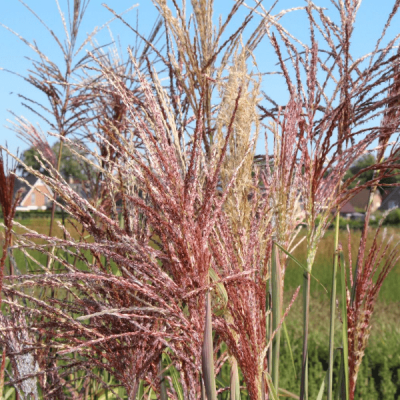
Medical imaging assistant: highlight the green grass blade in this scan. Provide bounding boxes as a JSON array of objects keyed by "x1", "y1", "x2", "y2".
[
  {"x1": 300, "y1": 271, "x2": 310, "y2": 400},
  {"x1": 316, "y1": 375, "x2": 326, "y2": 400},
  {"x1": 105, "y1": 370, "x2": 109, "y2": 400},
  {"x1": 0, "y1": 349, "x2": 6, "y2": 400},
  {"x1": 273, "y1": 242, "x2": 327, "y2": 293},
  {"x1": 265, "y1": 371, "x2": 279, "y2": 400},
  {"x1": 201, "y1": 291, "x2": 217, "y2": 400},
  {"x1": 201, "y1": 379, "x2": 206, "y2": 400},
  {"x1": 328, "y1": 212, "x2": 340, "y2": 400},
  {"x1": 209, "y1": 267, "x2": 228, "y2": 315},
  {"x1": 230, "y1": 356, "x2": 241, "y2": 400},
  {"x1": 317, "y1": 348, "x2": 339, "y2": 400},
  {"x1": 339, "y1": 252, "x2": 349, "y2": 400},
  {"x1": 278, "y1": 388, "x2": 300, "y2": 399},
  {"x1": 4, "y1": 387, "x2": 14, "y2": 400},
  {"x1": 283, "y1": 321, "x2": 297, "y2": 379},
  {"x1": 266, "y1": 293, "x2": 273, "y2": 373},
  {"x1": 271, "y1": 242, "x2": 282, "y2": 391},
  {"x1": 335, "y1": 349, "x2": 344, "y2": 400},
  {"x1": 163, "y1": 352, "x2": 184, "y2": 400},
  {"x1": 159, "y1": 356, "x2": 168, "y2": 400},
  {"x1": 137, "y1": 380, "x2": 144, "y2": 400}
]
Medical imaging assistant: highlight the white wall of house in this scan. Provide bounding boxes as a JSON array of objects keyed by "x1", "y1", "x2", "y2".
[{"x1": 16, "y1": 178, "x2": 53, "y2": 211}]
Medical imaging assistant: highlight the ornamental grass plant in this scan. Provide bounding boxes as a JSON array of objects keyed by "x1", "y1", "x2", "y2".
[{"x1": 1, "y1": 0, "x2": 400, "y2": 399}]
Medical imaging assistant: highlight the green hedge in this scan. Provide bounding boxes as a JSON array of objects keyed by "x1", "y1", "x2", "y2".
[
  {"x1": 382, "y1": 208, "x2": 400, "y2": 226},
  {"x1": 277, "y1": 338, "x2": 400, "y2": 400},
  {"x1": 0, "y1": 210, "x2": 66, "y2": 220},
  {"x1": 317, "y1": 208, "x2": 400, "y2": 230},
  {"x1": 4, "y1": 209, "x2": 400, "y2": 227}
]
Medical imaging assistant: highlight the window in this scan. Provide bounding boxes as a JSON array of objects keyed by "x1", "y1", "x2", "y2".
[
  {"x1": 31, "y1": 192, "x2": 36, "y2": 205},
  {"x1": 388, "y1": 200, "x2": 396, "y2": 209}
]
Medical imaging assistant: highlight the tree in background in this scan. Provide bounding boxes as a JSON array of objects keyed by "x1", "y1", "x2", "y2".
[
  {"x1": 18, "y1": 140, "x2": 91, "y2": 182},
  {"x1": 344, "y1": 153, "x2": 400, "y2": 194},
  {"x1": 344, "y1": 154, "x2": 376, "y2": 188}
]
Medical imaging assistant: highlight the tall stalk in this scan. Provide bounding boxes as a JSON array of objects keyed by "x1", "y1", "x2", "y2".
[
  {"x1": 46, "y1": 140, "x2": 64, "y2": 270},
  {"x1": 335, "y1": 349, "x2": 344, "y2": 400},
  {"x1": 266, "y1": 292, "x2": 273, "y2": 397},
  {"x1": 300, "y1": 270, "x2": 310, "y2": 400},
  {"x1": 328, "y1": 208, "x2": 341, "y2": 399},
  {"x1": 339, "y1": 249, "x2": 349, "y2": 400},
  {"x1": 271, "y1": 242, "x2": 282, "y2": 392},
  {"x1": 230, "y1": 356, "x2": 241, "y2": 400},
  {"x1": 202, "y1": 290, "x2": 217, "y2": 400},
  {"x1": 159, "y1": 356, "x2": 168, "y2": 400}
]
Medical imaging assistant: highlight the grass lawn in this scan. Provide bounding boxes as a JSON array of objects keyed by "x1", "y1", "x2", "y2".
[{"x1": 285, "y1": 227, "x2": 400, "y2": 302}]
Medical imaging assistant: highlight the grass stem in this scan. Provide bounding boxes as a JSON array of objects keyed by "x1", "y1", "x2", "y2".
[
  {"x1": 328, "y1": 211, "x2": 340, "y2": 399},
  {"x1": 230, "y1": 356, "x2": 241, "y2": 400},
  {"x1": 271, "y1": 242, "x2": 282, "y2": 392},
  {"x1": 159, "y1": 356, "x2": 168, "y2": 400},
  {"x1": 339, "y1": 251, "x2": 349, "y2": 400},
  {"x1": 201, "y1": 290, "x2": 217, "y2": 400},
  {"x1": 300, "y1": 271, "x2": 310, "y2": 400}
]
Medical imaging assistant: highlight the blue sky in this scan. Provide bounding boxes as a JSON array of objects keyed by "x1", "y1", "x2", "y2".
[{"x1": 1, "y1": 0, "x2": 399, "y2": 158}]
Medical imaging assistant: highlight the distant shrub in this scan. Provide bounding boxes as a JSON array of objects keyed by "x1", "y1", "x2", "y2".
[
  {"x1": 278, "y1": 337, "x2": 400, "y2": 400},
  {"x1": 338, "y1": 217, "x2": 364, "y2": 230},
  {"x1": 0, "y1": 210, "x2": 66, "y2": 220},
  {"x1": 383, "y1": 208, "x2": 400, "y2": 226}
]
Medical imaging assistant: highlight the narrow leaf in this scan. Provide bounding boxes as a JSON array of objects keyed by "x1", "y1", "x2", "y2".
[
  {"x1": 4, "y1": 387, "x2": 14, "y2": 400},
  {"x1": 274, "y1": 241, "x2": 327, "y2": 292},
  {"x1": 317, "y1": 349, "x2": 339, "y2": 400},
  {"x1": 279, "y1": 388, "x2": 300, "y2": 399},
  {"x1": 137, "y1": 380, "x2": 144, "y2": 400},
  {"x1": 271, "y1": 242, "x2": 282, "y2": 390},
  {"x1": 335, "y1": 349, "x2": 344, "y2": 400},
  {"x1": 339, "y1": 252, "x2": 350, "y2": 400},
  {"x1": 163, "y1": 352, "x2": 184, "y2": 400},
  {"x1": 230, "y1": 356, "x2": 241, "y2": 400},
  {"x1": 264, "y1": 371, "x2": 279, "y2": 400},
  {"x1": 0, "y1": 349, "x2": 6, "y2": 400},
  {"x1": 202, "y1": 290, "x2": 217, "y2": 400},
  {"x1": 159, "y1": 356, "x2": 168, "y2": 400},
  {"x1": 328, "y1": 211, "x2": 340, "y2": 400},
  {"x1": 283, "y1": 321, "x2": 297, "y2": 379},
  {"x1": 209, "y1": 267, "x2": 228, "y2": 315}
]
